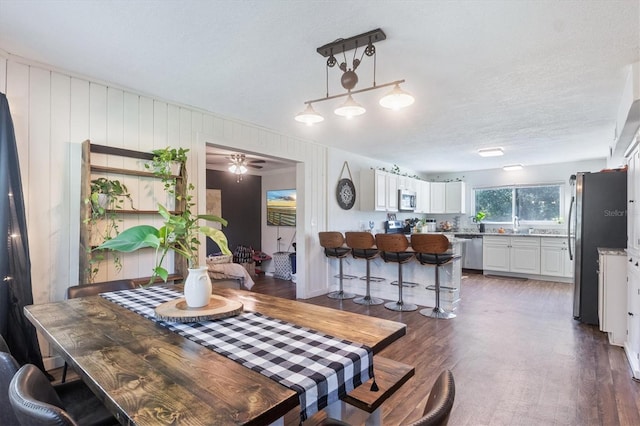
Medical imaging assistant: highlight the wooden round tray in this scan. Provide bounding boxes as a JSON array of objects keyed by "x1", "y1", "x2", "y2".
[{"x1": 154, "y1": 294, "x2": 243, "y2": 323}]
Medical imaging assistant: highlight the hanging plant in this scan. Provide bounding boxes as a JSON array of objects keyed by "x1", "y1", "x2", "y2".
[
  {"x1": 84, "y1": 178, "x2": 135, "y2": 282},
  {"x1": 145, "y1": 147, "x2": 189, "y2": 193}
]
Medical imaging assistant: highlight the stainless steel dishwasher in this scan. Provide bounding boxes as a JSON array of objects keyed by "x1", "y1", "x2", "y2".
[{"x1": 456, "y1": 234, "x2": 483, "y2": 270}]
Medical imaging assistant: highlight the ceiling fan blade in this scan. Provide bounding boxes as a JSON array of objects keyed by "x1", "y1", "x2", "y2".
[{"x1": 247, "y1": 159, "x2": 266, "y2": 164}]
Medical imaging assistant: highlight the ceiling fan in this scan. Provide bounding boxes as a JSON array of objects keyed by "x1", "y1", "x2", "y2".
[{"x1": 206, "y1": 153, "x2": 265, "y2": 182}]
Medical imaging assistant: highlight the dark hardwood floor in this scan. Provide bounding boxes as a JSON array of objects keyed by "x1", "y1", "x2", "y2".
[{"x1": 251, "y1": 272, "x2": 640, "y2": 426}]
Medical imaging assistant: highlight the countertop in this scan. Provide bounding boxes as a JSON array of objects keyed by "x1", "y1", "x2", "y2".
[
  {"x1": 597, "y1": 247, "x2": 627, "y2": 256},
  {"x1": 453, "y1": 232, "x2": 569, "y2": 238}
]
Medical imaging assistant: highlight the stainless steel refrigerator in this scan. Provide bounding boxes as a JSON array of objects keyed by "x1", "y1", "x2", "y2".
[{"x1": 569, "y1": 170, "x2": 627, "y2": 325}]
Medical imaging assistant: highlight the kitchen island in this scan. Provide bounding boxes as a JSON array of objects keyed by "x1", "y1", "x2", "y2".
[{"x1": 328, "y1": 234, "x2": 464, "y2": 310}]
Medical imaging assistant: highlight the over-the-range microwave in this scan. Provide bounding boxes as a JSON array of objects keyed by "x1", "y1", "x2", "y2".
[{"x1": 398, "y1": 189, "x2": 417, "y2": 211}]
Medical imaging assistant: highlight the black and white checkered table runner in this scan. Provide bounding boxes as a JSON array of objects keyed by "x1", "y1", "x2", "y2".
[{"x1": 101, "y1": 286, "x2": 373, "y2": 421}]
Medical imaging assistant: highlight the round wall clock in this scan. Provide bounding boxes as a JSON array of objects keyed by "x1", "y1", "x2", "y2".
[{"x1": 336, "y1": 178, "x2": 356, "y2": 210}]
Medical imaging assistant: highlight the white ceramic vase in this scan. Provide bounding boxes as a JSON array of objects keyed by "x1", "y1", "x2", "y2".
[{"x1": 184, "y1": 266, "x2": 212, "y2": 308}]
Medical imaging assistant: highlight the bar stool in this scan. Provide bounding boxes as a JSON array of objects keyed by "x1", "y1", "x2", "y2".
[
  {"x1": 345, "y1": 232, "x2": 385, "y2": 306},
  {"x1": 411, "y1": 233, "x2": 456, "y2": 319},
  {"x1": 375, "y1": 233, "x2": 418, "y2": 312},
  {"x1": 318, "y1": 231, "x2": 356, "y2": 299}
]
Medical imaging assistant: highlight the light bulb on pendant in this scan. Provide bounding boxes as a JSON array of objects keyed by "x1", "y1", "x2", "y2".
[
  {"x1": 379, "y1": 84, "x2": 415, "y2": 110},
  {"x1": 228, "y1": 164, "x2": 238, "y2": 173},
  {"x1": 294, "y1": 104, "x2": 324, "y2": 125},
  {"x1": 334, "y1": 95, "x2": 366, "y2": 119}
]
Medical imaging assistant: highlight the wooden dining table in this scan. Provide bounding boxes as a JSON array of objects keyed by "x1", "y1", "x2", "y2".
[{"x1": 24, "y1": 286, "x2": 407, "y2": 425}]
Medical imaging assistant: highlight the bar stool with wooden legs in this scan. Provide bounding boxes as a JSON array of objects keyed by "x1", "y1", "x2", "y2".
[
  {"x1": 411, "y1": 233, "x2": 456, "y2": 319},
  {"x1": 345, "y1": 232, "x2": 385, "y2": 306},
  {"x1": 375, "y1": 233, "x2": 418, "y2": 312},
  {"x1": 319, "y1": 231, "x2": 356, "y2": 299}
]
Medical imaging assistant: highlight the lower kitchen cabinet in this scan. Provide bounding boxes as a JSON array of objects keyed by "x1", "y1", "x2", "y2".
[
  {"x1": 540, "y1": 237, "x2": 573, "y2": 278},
  {"x1": 483, "y1": 236, "x2": 540, "y2": 274},
  {"x1": 597, "y1": 249, "x2": 627, "y2": 346},
  {"x1": 626, "y1": 251, "x2": 640, "y2": 379}
]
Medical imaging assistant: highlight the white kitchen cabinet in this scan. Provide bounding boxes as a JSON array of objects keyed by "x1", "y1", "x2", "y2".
[
  {"x1": 359, "y1": 169, "x2": 398, "y2": 212},
  {"x1": 397, "y1": 175, "x2": 417, "y2": 192},
  {"x1": 626, "y1": 253, "x2": 640, "y2": 379},
  {"x1": 445, "y1": 181, "x2": 466, "y2": 214},
  {"x1": 627, "y1": 144, "x2": 640, "y2": 253},
  {"x1": 482, "y1": 236, "x2": 510, "y2": 272},
  {"x1": 597, "y1": 249, "x2": 627, "y2": 346},
  {"x1": 415, "y1": 180, "x2": 430, "y2": 214},
  {"x1": 430, "y1": 182, "x2": 446, "y2": 213},
  {"x1": 510, "y1": 237, "x2": 540, "y2": 274},
  {"x1": 483, "y1": 236, "x2": 540, "y2": 274},
  {"x1": 540, "y1": 237, "x2": 573, "y2": 278}
]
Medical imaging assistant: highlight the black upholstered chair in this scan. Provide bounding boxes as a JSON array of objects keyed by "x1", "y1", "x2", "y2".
[
  {"x1": 406, "y1": 370, "x2": 456, "y2": 426},
  {"x1": 10, "y1": 363, "x2": 119, "y2": 426},
  {"x1": 319, "y1": 232, "x2": 356, "y2": 299},
  {"x1": 411, "y1": 234, "x2": 456, "y2": 319},
  {"x1": 61, "y1": 279, "x2": 136, "y2": 382},
  {"x1": 0, "y1": 351, "x2": 21, "y2": 425},
  {"x1": 375, "y1": 233, "x2": 418, "y2": 312},
  {"x1": 345, "y1": 231, "x2": 385, "y2": 306},
  {"x1": 1, "y1": 334, "x2": 117, "y2": 426}
]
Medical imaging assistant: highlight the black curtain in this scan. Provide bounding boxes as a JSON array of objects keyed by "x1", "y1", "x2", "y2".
[{"x1": 0, "y1": 93, "x2": 45, "y2": 370}]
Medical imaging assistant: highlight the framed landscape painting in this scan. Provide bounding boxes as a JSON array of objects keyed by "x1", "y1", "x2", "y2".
[{"x1": 266, "y1": 189, "x2": 296, "y2": 226}]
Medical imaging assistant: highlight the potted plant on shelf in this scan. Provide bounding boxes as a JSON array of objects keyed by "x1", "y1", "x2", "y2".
[
  {"x1": 84, "y1": 177, "x2": 135, "y2": 282},
  {"x1": 473, "y1": 211, "x2": 487, "y2": 233},
  {"x1": 96, "y1": 147, "x2": 231, "y2": 308}
]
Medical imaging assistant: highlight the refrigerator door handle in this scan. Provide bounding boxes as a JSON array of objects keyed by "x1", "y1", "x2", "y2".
[{"x1": 568, "y1": 195, "x2": 574, "y2": 261}]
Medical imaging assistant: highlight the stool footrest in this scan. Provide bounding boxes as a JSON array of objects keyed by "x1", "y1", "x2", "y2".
[
  {"x1": 426, "y1": 284, "x2": 458, "y2": 292},
  {"x1": 334, "y1": 274, "x2": 358, "y2": 280},
  {"x1": 359, "y1": 276, "x2": 386, "y2": 282},
  {"x1": 390, "y1": 280, "x2": 419, "y2": 287}
]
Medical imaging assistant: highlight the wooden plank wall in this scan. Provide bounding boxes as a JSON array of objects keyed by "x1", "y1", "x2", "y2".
[{"x1": 0, "y1": 53, "x2": 331, "y2": 344}]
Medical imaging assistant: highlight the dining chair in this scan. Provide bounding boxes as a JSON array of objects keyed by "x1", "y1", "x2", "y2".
[
  {"x1": 62, "y1": 279, "x2": 137, "y2": 382},
  {"x1": 10, "y1": 363, "x2": 119, "y2": 426},
  {"x1": 1, "y1": 334, "x2": 118, "y2": 426},
  {"x1": 0, "y1": 351, "x2": 21, "y2": 425},
  {"x1": 405, "y1": 370, "x2": 456, "y2": 426}
]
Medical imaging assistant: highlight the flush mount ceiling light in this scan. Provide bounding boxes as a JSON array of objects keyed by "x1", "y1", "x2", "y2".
[
  {"x1": 294, "y1": 28, "x2": 414, "y2": 125},
  {"x1": 478, "y1": 147, "x2": 504, "y2": 157},
  {"x1": 503, "y1": 164, "x2": 524, "y2": 171}
]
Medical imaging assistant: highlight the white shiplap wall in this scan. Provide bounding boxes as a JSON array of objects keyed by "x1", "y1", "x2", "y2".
[{"x1": 0, "y1": 53, "x2": 332, "y2": 339}]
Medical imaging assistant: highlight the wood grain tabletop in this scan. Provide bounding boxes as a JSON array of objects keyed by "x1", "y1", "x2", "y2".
[{"x1": 24, "y1": 286, "x2": 407, "y2": 425}]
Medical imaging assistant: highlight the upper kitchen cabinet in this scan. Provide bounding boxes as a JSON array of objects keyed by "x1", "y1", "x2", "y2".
[
  {"x1": 360, "y1": 169, "x2": 398, "y2": 212},
  {"x1": 430, "y1": 182, "x2": 446, "y2": 213},
  {"x1": 430, "y1": 181, "x2": 466, "y2": 214},
  {"x1": 397, "y1": 175, "x2": 417, "y2": 192},
  {"x1": 445, "y1": 182, "x2": 466, "y2": 214},
  {"x1": 415, "y1": 180, "x2": 431, "y2": 214}
]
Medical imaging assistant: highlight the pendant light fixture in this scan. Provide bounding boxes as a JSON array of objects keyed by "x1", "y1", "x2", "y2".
[
  {"x1": 334, "y1": 95, "x2": 366, "y2": 119},
  {"x1": 295, "y1": 28, "x2": 414, "y2": 125}
]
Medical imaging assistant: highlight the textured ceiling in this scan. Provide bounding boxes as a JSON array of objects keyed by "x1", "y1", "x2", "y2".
[{"x1": 0, "y1": 0, "x2": 638, "y2": 173}]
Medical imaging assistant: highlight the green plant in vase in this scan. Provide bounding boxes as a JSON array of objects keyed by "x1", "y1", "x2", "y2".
[
  {"x1": 473, "y1": 211, "x2": 487, "y2": 233},
  {"x1": 97, "y1": 147, "x2": 231, "y2": 302}
]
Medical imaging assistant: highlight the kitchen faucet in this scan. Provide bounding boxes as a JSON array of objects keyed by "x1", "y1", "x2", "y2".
[{"x1": 513, "y1": 216, "x2": 520, "y2": 232}]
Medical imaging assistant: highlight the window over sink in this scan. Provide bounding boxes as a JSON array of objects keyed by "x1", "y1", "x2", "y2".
[{"x1": 474, "y1": 184, "x2": 563, "y2": 224}]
